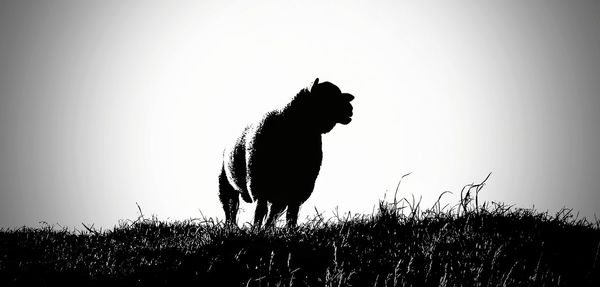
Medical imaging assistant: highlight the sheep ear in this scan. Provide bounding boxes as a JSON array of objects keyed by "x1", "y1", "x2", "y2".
[{"x1": 310, "y1": 78, "x2": 319, "y2": 92}]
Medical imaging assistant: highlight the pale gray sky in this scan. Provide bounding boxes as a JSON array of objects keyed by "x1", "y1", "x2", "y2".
[{"x1": 1, "y1": 0, "x2": 599, "y2": 228}]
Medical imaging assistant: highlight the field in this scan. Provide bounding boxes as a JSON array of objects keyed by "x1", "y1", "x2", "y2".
[{"x1": 1, "y1": 182, "x2": 599, "y2": 286}]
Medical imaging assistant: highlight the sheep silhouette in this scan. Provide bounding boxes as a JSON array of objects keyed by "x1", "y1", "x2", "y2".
[{"x1": 219, "y1": 78, "x2": 355, "y2": 227}]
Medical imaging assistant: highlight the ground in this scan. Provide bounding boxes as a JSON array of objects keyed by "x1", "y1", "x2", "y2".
[{"x1": 1, "y1": 193, "x2": 599, "y2": 286}]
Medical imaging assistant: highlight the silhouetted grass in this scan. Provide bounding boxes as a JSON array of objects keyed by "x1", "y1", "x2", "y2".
[{"x1": 1, "y1": 178, "x2": 599, "y2": 286}]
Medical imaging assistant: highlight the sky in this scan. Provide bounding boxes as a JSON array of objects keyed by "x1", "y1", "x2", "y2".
[{"x1": 1, "y1": 0, "x2": 599, "y2": 229}]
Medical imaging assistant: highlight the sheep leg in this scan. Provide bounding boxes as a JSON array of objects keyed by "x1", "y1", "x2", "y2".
[
  {"x1": 286, "y1": 202, "x2": 301, "y2": 227},
  {"x1": 254, "y1": 199, "x2": 268, "y2": 227},
  {"x1": 218, "y1": 166, "x2": 239, "y2": 225}
]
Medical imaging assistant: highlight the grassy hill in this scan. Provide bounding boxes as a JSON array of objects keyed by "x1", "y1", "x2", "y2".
[{"x1": 1, "y1": 190, "x2": 599, "y2": 286}]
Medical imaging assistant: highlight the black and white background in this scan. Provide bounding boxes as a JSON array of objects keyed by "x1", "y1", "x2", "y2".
[{"x1": 1, "y1": 0, "x2": 599, "y2": 229}]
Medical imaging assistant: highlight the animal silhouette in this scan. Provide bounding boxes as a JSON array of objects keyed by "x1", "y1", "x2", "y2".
[{"x1": 219, "y1": 78, "x2": 354, "y2": 227}]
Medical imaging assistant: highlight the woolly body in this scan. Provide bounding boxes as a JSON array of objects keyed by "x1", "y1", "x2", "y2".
[{"x1": 219, "y1": 79, "x2": 354, "y2": 227}]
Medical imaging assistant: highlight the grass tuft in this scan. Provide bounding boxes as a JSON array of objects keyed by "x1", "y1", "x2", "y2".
[{"x1": 1, "y1": 177, "x2": 599, "y2": 286}]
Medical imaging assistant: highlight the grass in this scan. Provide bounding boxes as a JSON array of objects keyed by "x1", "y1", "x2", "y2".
[{"x1": 1, "y1": 176, "x2": 599, "y2": 286}]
